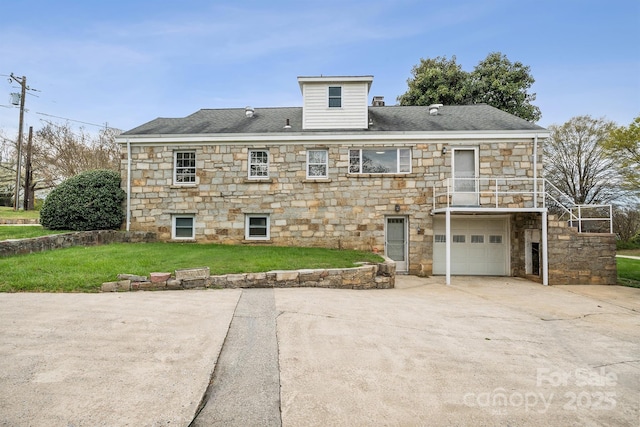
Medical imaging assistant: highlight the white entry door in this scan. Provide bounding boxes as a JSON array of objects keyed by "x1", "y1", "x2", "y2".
[
  {"x1": 386, "y1": 217, "x2": 408, "y2": 273},
  {"x1": 452, "y1": 148, "x2": 479, "y2": 206},
  {"x1": 433, "y1": 216, "x2": 509, "y2": 276}
]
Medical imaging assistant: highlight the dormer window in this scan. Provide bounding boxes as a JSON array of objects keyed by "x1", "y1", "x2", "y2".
[
  {"x1": 328, "y1": 86, "x2": 342, "y2": 108},
  {"x1": 298, "y1": 75, "x2": 373, "y2": 129}
]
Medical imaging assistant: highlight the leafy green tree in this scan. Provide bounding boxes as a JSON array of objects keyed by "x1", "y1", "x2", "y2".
[
  {"x1": 544, "y1": 115, "x2": 622, "y2": 205},
  {"x1": 41, "y1": 169, "x2": 125, "y2": 231},
  {"x1": 602, "y1": 116, "x2": 640, "y2": 190},
  {"x1": 398, "y1": 52, "x2": 541, "y2": 122},
  {"x1": 397, "y1": 56, "x2": 470, "y2": 106},
  {"x1": 468, "y1": 52, "x2": 541, "y2": 122}
]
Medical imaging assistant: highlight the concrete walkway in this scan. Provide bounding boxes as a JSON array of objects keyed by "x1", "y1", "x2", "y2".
[
  {"x1": 191, "y1": 288, "x2": 282, "y2": 426},
  {"x1": 1, "y1": 277, "x2": 639, "y2": 426},
  {"x1": 616, "y1": 254, "x2": 640, "y2": 260}
]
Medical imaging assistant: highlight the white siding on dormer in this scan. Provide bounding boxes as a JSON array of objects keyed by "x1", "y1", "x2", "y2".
[{"x1": 302, "y1": 82, "x2": 369, "y2": 130}]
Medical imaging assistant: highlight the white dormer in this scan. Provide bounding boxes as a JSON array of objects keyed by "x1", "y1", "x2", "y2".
[{"x1": 298, "y1": 75, "x2": 373, "y2": 130}]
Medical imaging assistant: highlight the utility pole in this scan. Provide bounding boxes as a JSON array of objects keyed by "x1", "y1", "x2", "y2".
[
  {"x1": 9, "y1": 74, "x2": 27, "y2": 211},
  {"x1": 23, "y1": 126, "x2": 34, "y2": 210}
]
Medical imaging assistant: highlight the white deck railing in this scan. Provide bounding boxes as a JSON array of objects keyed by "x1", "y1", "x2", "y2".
[{"x1": 432, "y1": 177, "x2": 612, "y2": 233}]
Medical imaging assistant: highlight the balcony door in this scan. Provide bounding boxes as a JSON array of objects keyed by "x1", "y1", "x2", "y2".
[{"x1": 452, "y1": 147, "x2": 479, "y2": 206}]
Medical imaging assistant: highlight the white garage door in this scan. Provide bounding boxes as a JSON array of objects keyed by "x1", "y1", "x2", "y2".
[{"x1": 433, "y1": 216, "x2": 509, "y2": 275}]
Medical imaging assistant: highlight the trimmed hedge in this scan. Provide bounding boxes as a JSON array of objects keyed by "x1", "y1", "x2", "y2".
[{"x1": 41, "y1": 170, "x2": 126, "y2": 231}]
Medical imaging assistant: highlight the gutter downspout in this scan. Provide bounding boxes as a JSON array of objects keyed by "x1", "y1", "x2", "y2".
[
  {"x1": 533, "y1": 134, "x2": 538, "y2": 207},
  {"x1": 126, "y1": 138, "x2": 131, "y2": 232}
]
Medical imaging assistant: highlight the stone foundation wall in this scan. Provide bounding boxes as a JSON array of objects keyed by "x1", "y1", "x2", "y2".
[
  {"x1": 102, "y1": 257, "x2": 396, "y2": 291},
  {"x1": 0, "y1": 230, "x2": 157, "y2": 257}
]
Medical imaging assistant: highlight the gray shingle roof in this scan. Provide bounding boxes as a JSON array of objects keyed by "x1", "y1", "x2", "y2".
[{"x1": 122, "y1": 104, "x2": 545, "y2": 136}]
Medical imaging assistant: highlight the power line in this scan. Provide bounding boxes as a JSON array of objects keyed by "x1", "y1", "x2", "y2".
[
  {"x1": 35, "y1": 112, "x2": 119, "y2": 130},
  {"x1": 4, "y1": 72, "x2": 120, "y2": 132}
]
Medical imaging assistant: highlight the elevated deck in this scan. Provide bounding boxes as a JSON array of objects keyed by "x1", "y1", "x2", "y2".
[{"x1": 431, "y1": 177, "x2": 612, "y2": 233}]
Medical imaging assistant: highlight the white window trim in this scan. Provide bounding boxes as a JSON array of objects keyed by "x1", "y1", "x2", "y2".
[
  {"x1": 451, "y1": 146, "x2": 480, "y2": 180},
  {"x1": 306, "y1": 149, "x2": 328, "y2": 179},
  {"x1": 248, "y1": 149, "x2": 270, "y2": 179},
  {"x1": 245, "y1": 214, "x2": 270, "y2": 240},
  {"x1": 348, "y1": 148, "x2": 412, "y2": 174},
  {"x1": 173, "y1": 151, "x2": 196, "y2": 185},
  {"x1": 172, "y1": 215, "x2": 195, "y2": 240},
  {"x1": 328, "y1": 86, "x2": 342, "y2": 108}
]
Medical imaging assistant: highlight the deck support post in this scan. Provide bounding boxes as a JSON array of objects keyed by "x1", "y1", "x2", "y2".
[
  {"x1": 542, "y1": 209, "x2": 549, "y2": 286},
  {"x1": 445, "y1": 208, "x2": 451, "y2": 285}
]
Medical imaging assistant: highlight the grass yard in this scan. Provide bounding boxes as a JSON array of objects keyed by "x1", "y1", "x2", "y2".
[
  {"x1": 0, "y1": 226, "x2": 69, "y2": 241},
  {"x1": 0, "y1": 206, "x2": 40, "y2": 220},
  {"x1": 0, "y1": 242, "x2": 384, "y2": 292},
  {"x1": 617, "y1": 256, "x2": 640, "y2": 288}
]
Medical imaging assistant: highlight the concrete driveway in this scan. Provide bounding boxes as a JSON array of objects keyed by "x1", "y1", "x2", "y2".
[{"x1": 1, "y1": 277, "x2": 638, "y2": 426}]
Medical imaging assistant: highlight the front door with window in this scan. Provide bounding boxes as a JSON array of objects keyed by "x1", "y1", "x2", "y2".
[
  {"x1": 452, "y1": 148, "x2": 479, "y2": 205},
  {"x1": 385, "y1": 217, "x2": 408, "y2": 273}
]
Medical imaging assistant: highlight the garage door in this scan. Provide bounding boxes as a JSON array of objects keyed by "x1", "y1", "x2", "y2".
[{"x1": 433, "y1": 216, "x2": 509, "y2": 275}]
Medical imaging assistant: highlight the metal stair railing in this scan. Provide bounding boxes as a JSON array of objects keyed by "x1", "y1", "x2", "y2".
[{"x1": 543, "y1": 180, "x2": 613, "y2": 233}]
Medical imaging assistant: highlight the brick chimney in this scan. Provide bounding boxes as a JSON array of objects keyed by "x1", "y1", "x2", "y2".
[{"x1": 371, "y1": 96, "x2": 385, "y2": 107}]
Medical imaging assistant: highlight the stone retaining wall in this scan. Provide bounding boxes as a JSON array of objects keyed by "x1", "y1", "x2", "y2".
[
  {"x1": 102, "y1": 257, "x2": 396, "y2": 292},
  {"x1": 510, "y1": 213, "x2": 617, "y2": 285},
  {"x1": 547, "y1": 219, "x2": 617, "y2": 285},
  {"x1": 0, "y1": 230, "x2": 157, "y2": 257},
  {"x1": 0, "y1": 219, "x2": 39, "y2": 225}
]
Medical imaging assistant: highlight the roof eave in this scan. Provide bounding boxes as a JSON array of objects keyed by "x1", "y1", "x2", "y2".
[
  {"x1": 297, "y1": 75, "x2": 374, "y2": 94},
  {"x1": 116, "y1": 129, "x2": 550, "y2": 145}
]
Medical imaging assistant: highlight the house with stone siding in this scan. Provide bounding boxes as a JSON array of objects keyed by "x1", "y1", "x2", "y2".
[{"x1": 117, "y1": 75, "x2": 616, "y2": 285}]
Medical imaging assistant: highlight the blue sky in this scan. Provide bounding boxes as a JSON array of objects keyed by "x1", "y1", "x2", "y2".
[{"x1": 1, "y1": 0, "x2": 638, "y2": 137}]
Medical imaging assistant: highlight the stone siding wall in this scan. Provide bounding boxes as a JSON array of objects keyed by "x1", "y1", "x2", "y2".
[
  {"x1": 122, "y1": 140, "x2": 539, "y2": 275},
  {"x1": 0, "y1": 231, "x2": 157, "y2": 257},
  {"x1": 511, "y1": 213, "x2": 542, "y2": 278}
]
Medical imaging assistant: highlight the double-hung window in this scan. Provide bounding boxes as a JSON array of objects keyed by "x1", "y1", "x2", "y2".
[
  {"x1": 174, "y1": 151, "x2": 196, "y2": 184},
  {"x1": 328, "y1": 86, "x2": 341, "y2": 108},
  {"x1": 349, "y1": 148, "x2": 411, "y2": 174},
  {"x1": 306, "y1": 149, "x2": 328, "y2": 179},
  {"x1": 245, "y1": 214, "x2": 270, "y2": 240},
  {"x1": 249, "y1": 150, "x2": 269, "y2": 179}
]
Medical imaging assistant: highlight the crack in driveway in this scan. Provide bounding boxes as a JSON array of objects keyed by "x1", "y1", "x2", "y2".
[{"x1": 190, "y1": 289, "x2": 282, "y2": 427}]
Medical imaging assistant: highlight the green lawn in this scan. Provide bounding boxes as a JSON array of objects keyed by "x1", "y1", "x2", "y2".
[
  {"x1": 617, "y1": 256, "x2": 640, "y2": 288},
  {"x1": 0, "y1": 206, "x2": 40, "y2": 220},
  {"x1": 0, "y1": 226, "x2": 68, "y2": 240},
  {"x1": 0, "y1": 242, "x2": 383, "y2": 292}
]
